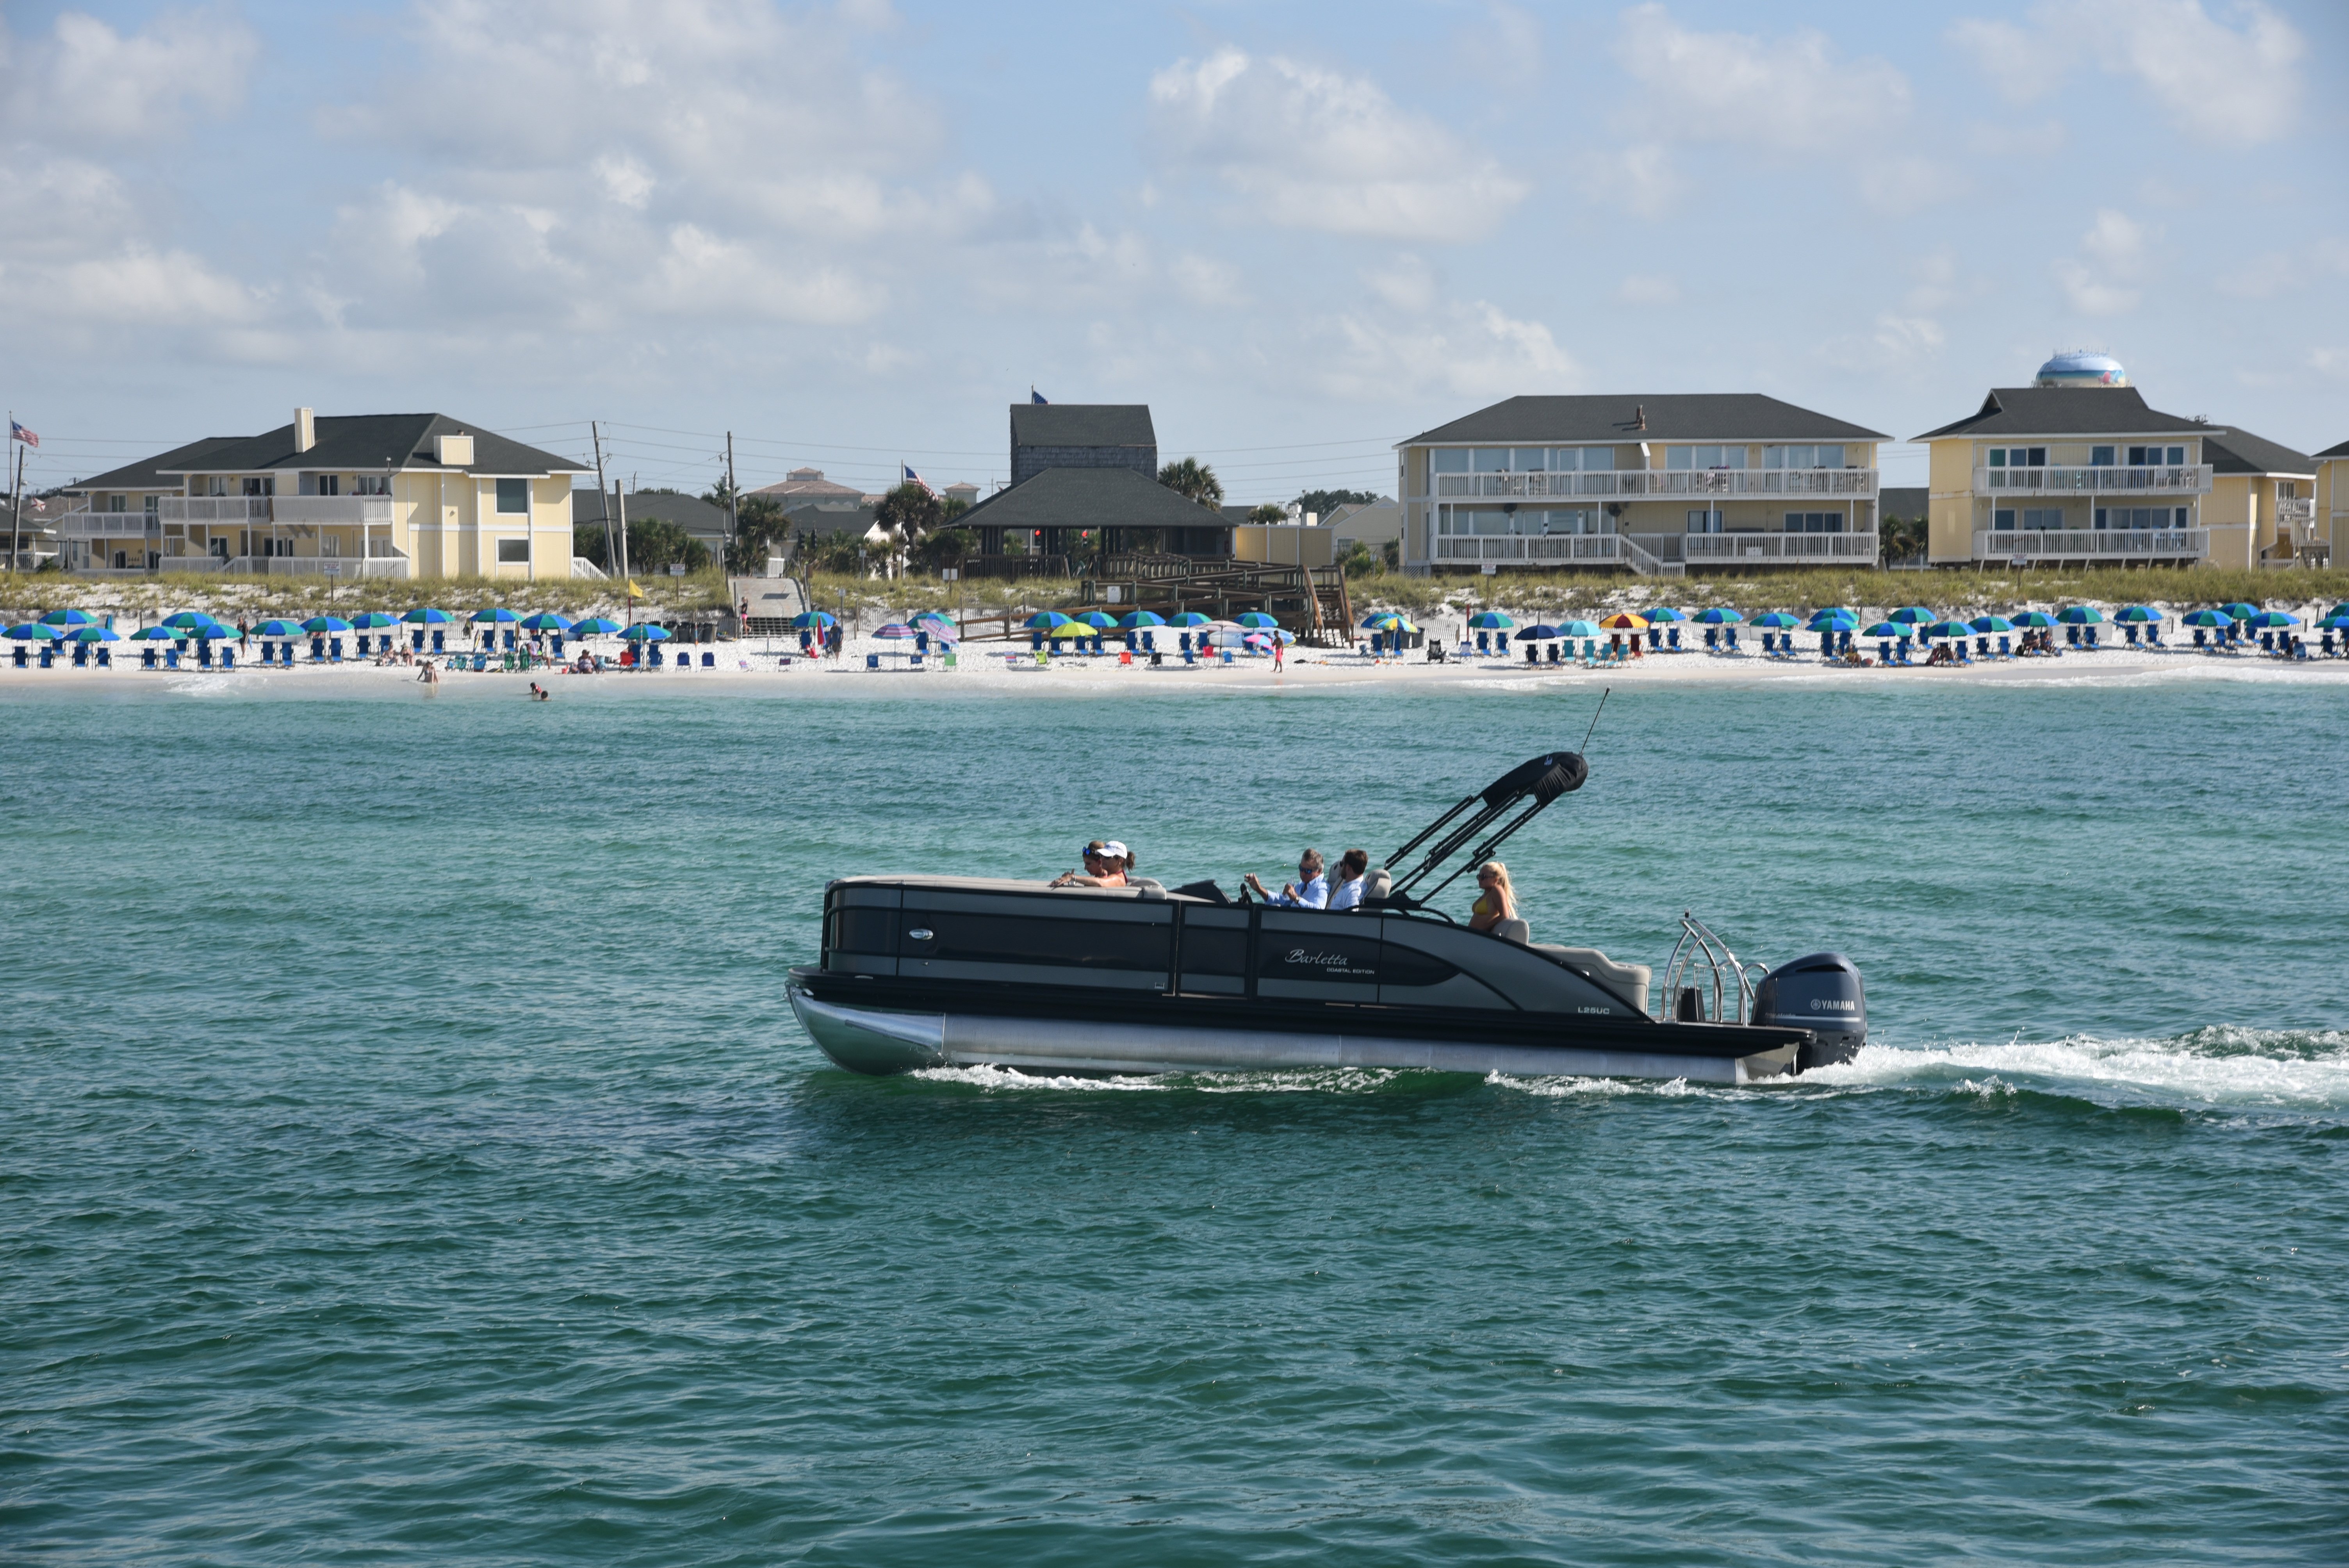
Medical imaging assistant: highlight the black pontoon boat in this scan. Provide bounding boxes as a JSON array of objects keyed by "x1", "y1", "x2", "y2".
[{"x1": 788, "y1": 751, "x2": 1866, "y2": 1083}]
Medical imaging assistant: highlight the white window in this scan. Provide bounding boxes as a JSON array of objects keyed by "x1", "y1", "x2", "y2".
[
  {"x1": 497, "y1": 537, "x2": 531, "y2": 564},
  {"x1": 1429, "y1": 449, "x2": 1469, "y2": 474},
  {"x1": 1988, "y1": 447, "x2": 2047, "y2": 468},
  {"x1": 1666, "y1": 445, "x2": 1747, "y2": 471}
]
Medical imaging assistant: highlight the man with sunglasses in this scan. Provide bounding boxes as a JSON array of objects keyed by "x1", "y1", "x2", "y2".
[
  {"x1": 1051, "y1": 840, "x2": 1130, "y2": 889},
  {"x1": 1244, "y1": 849, "x2": 1327, "y2": 908}
]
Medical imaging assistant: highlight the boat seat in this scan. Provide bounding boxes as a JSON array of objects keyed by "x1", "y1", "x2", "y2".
[
  {"x1": 1490, "y1": 918, "x2": 1531, "y2": 945},
  {"x1": 1535, "y1": 945, "x2": 1653, "y2": 1012},
  {"x1": 1363, "y1": 868, "x2": 1392, "y2": 902}
]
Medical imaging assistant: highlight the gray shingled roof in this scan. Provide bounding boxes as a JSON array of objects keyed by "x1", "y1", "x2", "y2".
[
  {"x1": 1912, "y1": 387, "x2": 2214, "y2": 442},
  {"x1": 2202, "y1": 429, "x2": 2314, "y2": 477},
  {"x1": 572, "y1": 486, "x2": 730, "y2": 537},
  {"x1": 956, "y1": 465, "x2": 1227, "y2": 530},
  {"x1": 65, "y1": 436, "x2": 245, "y2": 493},
  {"x1": 1010, "y1": 403, "x2": 1157, "y2": 450},
  {"x1": 2313, "y1": 438, "x2": 2349, "y2": 460},
  {"x1": 157, "y1": 414, "x2": 589, "y2": 478},
  {"x1": 1401, "y1": 394, "x2": 1887, "y2": 447},
  {"x1": 1879, "y1": 487, "x2": 1928, "y2": 521}
]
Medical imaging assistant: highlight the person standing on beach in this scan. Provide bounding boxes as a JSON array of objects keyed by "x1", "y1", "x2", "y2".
[{"x1": 1273, "y1": 636, "x2": 1285, "y2": 672}]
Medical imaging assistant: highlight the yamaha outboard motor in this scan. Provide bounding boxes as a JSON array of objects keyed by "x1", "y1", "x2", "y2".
[{"x1": 1752, "y1": 953, "x2": 1867, "y2": 1071}]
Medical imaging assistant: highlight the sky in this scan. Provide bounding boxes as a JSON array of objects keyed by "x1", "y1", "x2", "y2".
[{"x1": 3, "y1": 0, "x2": 2345, "y2": 503}]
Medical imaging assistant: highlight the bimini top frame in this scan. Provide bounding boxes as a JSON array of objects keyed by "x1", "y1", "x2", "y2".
[{"x1": 1373, "y1": 750, "x2": 1590, "y2": 911}]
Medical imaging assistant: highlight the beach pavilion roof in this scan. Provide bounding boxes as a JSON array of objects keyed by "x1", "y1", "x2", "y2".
[{"x1": 953, "y1": 464, "x2": 1228, "y2": 532}]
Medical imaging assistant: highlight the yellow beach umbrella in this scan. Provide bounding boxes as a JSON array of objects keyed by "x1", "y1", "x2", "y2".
[{"x1": 1599, "y1": 612, "x2": 1648, "y2": 630}]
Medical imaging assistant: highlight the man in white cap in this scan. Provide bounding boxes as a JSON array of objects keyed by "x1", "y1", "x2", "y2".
[{"x1": 1050, "y1": 840, "x2": 1131, "y2": 888}]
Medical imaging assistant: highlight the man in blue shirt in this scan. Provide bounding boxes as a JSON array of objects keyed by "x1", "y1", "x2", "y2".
[{"x1": 1246, "y1": 850, "x2": 1327, "y2": 908}]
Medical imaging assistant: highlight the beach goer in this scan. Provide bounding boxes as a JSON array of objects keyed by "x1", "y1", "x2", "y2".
[
  {"x1": 528, "y1": 681, "x2": 549, "y2": 701},
  {"x1": 1468, "y1": 861, "x2": 1516, "y2": 934},
  {"x1": 1327, "y1": 848, "x2": 1371, "y2": 911},
  {"x1": 1052, "y1": 841, "x2": 1128, "y2": 888},
  {"x1": 1246, "y1": 850, "x2": 1328, "y2": 908},
  {"x1": 417, "y1": 661, "x2": 440, "y2": 687},
  {"x1": 1273, "y1": 637, "x2": 1284, "y2": 672}
]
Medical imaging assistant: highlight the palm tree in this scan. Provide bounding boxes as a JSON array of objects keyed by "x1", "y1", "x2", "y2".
[{"x1": 1158, "y1": 457, "x2": 1223, "y2": 507}]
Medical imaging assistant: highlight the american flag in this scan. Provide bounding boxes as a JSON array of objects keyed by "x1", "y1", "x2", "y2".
[
  {"x1": 9, "y1": 420, "x2": 36, "y2": 448},
  {"x1": 901, "y1": 463, "x2": 936, "y2": 496},
  {"x1": 1030, "y1": 388, "x2": 1047, "y2": 404}
]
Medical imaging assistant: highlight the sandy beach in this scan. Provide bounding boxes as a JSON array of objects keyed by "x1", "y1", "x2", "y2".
[{"x1": 10, "y1": 635, "x2": 2347, "y2": 695}]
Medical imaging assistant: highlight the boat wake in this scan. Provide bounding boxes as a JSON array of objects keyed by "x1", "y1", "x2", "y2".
[{"x1": 1800, "y1": 1028, "x2": 2349, "y2": 1113}]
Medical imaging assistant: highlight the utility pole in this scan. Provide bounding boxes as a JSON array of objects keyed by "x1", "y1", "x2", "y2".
[
  {"x1": 725, "y1": 430, "x2": 738, "y2": 574},
  {"x1": 618, "y1": 473, "x2": 631, "y2": 584},
  {"x1": 7, "y1": 411, "x2": 21, "y2": 574},
  {"x1": 590, "y1": 421, "x2": 617, "y2": 581}
]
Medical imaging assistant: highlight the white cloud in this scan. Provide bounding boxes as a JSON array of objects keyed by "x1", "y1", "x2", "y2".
[
  {"x1": 2214, "y1": 238, "x2": 2349, "y2": 300},
  {"x1": 1147, "y1": 46, "x2": 1527, "y2": 239},
  {"x1": 1821, "y1": 312, "x2": 1947, "y2": 375},
  {"x1": 2055, "y1": 208, "x2": 2151, "y2": 315},
  {"x1": 645, "y1": 224, "x2": 882, "y2": 324},
  {"x1": 1949, "y1": 1, "x2": 2305, "y2": 146},
  {"x1": 1168, "y1": 253, "x2": 1247, "y2": 309},
  {"x1": 1316, "y1": 299, "x2": 1576, "y2": 402},
  {"x1": 1614, "y1": 4, "x2": 1911, "y2": 153},
  {"x1": 1, "y1": 7, "x2": 258, "y2": 144},
  {"x1": 1615, "y1": 274, "x2": 1679, "y2": 306},
  {"x1": 60, "y1": 246, "x2": 262, "y2": 324},
  {"x1": 593, "y1": 155, "x2": 655, "y2": 209},
  {"x1": 1579, "y1": 142, "x2": 1681, "y2": 221},
  {"x1": 1362, "y1": 254, "x2": 1436, "y2": 313}
]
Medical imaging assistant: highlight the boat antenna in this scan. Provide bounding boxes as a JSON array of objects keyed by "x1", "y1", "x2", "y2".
[{"x1": 1580, "y1": 687, "x2": 1610, "y2": 757}]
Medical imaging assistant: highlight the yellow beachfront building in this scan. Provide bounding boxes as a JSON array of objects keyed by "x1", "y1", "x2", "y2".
[
  {"x1": 1914, "y1": 358, "x2": 2317, "y2": 570},
  {"x1": 2316, "y1": 439, "x2": 2349, "y2": 567},
  {"x1": 55, "y1": 410, "x2": 591, "y2": 581},
  {"x1": 1395, "y1": 394, "x2": 1886, "y2": 575}
]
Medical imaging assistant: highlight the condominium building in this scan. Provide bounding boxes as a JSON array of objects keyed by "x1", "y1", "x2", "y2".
[
  {"x1": 1394, "y1": 394, "x2": 1886, "y2": 576},
  {"x1": 1914, "y1": 356, "x2": 2314, "y2": 569},
  {"x1": 55, "y1": 410, "x2": 590, "y2": 579},
  {"x1": 2313, "y1": 439, "x2": 2348, "y2": 567}
]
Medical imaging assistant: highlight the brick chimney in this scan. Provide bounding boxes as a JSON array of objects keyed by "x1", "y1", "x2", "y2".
[{"x1": 295, "y1": 407, "x2": 316, "y2": 453}]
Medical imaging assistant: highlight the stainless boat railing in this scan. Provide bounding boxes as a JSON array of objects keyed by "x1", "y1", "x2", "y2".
[{"x1": 1656, "y1": 912, "x2": 1769, "y2": 1023}]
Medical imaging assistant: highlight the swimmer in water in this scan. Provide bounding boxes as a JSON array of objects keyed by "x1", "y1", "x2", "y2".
[{"x1": 528, "y1": 681, "x2": 549, "y2": 700}]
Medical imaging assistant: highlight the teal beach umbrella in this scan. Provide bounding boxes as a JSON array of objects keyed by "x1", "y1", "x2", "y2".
[
  {"x1": 1117, "y1": 611, "x2": 1166, "y2": 629},
  {"x1": 301, "y1": 616, "x2": 352, "y2": 633},
  {"x1": 2220, "y1": 602, "x2": 2258, "y2": 620},
  {"x1": 1886, "y1": 606, "x2": 1934, "y2": 626},
  {"x1": 571, "y1": 616, "x2": 623, "y2": 635},
  {"x1": 1970, "y1": 615, "x2": 2015, "y2": 633},
  {"x1": 2056, "y1": 606, "x2": 2103, "y2": 625},
  {"x1": 788, "y1": 611, "x2": 835, "y2": 630},
  {"x1": 1467, "y1": 611, "x2": 1515, "y2": 629},
  {"x1": 68, "y1": 625, "x2": 121, "y2": 642},
  {"x1": 520, "y1": 612, "x2": 571, "y2": 631},
  {"x1": 38, "y1": 608, "x2": 95, "y2": 627},
  {"x1": 1693, "y1": 607, "x2": 1743, "y2": 625},
  {"x1": 1641, "y1": 606, "x2": 1687, "y2": 623},
  {"x1": 401, "y1": 606, "x2": 453, "y2": 625},
  {"x1": 622, "y1": 623, "x2": 671, "y2": 641},
  {"x1": 473, "y1": 607, "x2": 520, "y2": 624},
  {"x1": 1233, "y1": 611, "x2": 1279, "y2": 629},
  {"x1": 348, "y1": 612, "x2": 399, "y2": 630},
  {"x1": 254, "y1": 619, "x2": 306, "y2": 638},
  {"x1": 1075, "y1": 610, "x2": 1119, "y2": 629},
  {"x1": 1862, "y1": 622, "x2": 1902, "y2": 638},
  {"x1": 2244, "y1": 609, "x2": 2299, "y2": 629},
  {"x1": 1752, "y1": 611, "x2": 1802, "y2": 629},
  {"x1": 2112, "y1": 605, "x2": 2161, "y2": 623},
  {"x1": 7, "y1": 622, "x2": 64, "y2": 640},
  {"x1": 2010, "y1": 611, "x2": 2058, "y2": 629},
  {"x1": 1558, "y1": 620, "x2": 1601, "y2": 638},
  {"x1": 2181, "y1": 609, "x2": 2231, "y2": 628},
  {"x1": 1167, "y1": 611, "x2": 1213, "y2": 627},
  {"x1": 129, "y1": 625, "x2": 185, "y2": 641},
  {"x1": 1024, "y1": 611, "x2": 1071, "y2": 630}
]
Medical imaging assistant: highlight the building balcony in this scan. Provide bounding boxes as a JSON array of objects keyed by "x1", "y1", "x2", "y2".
[
  {"x1": 1973, "y1": 529, "x2": 2208, "y2": 563},
  {"x1": 1973, "y1": 465, "x2": 2212, "y2": 496},
  {"x1": 1429, "y1": 469, "x2": 1877, "y2": 501},
  {"x1": 155, "y1": 496, "x2": 395, "y2": 525},
  {"x1": 1677, "y1": 531, "x2": 1880, "y2": 563},
  {"x1": 2276, "y1": 497, "x2": 2314, "y2": 526}
]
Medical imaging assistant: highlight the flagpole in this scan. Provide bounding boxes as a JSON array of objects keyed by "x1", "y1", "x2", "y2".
[
  {"x1": 9, "y1": 416, "x2": 23, "y2": 576},
  {"x1": 725, "y1": 430, "x2": 737, "y2": 574}
]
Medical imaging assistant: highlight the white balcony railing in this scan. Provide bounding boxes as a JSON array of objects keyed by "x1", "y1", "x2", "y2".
[
  {"x1": 2276, "y1": 497, "x2": 2314, "y2": 526},
  {"x1": 1975, "y1": 465, "x2": 2212, "y2": 496},
  {"x1": 1973, "y1": 529, "x2": 2208, "y2": 562},
  {"x1": 1683, "y1": 532, "x2": 1880, "y2": 562},
  {"x1": 1431, "y1": 532, "x2": 1684, "y2": 576},
  {"x1": 52, "y1": 506, "x2": 156, "y2": 538},
  {"x1": 153, "y1": 496, "x2": 394, "y2": 525},
  {"x1": 1430, "y1": 468, "x2": 1878, "y2": 501}
]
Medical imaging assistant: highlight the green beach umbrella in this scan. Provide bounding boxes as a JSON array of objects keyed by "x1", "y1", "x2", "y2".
[
  {"x1": 129, "y1": 625, "x2": 185, "y2": 641},
  {"x1": 38, "y1": 608, "x2": 96, "y2": 627},
  {"x1": 2056, "y1": 606, "x2": 2103, "y2": 625},
  {"x1": 1641, "y1": 606, "x2": 1687, "y2": 623},
  {"x1": 255, "y1": 619, "x2": 306, "y2": 638},
  {"x1": 1886, "y1": 606, "x2": 1934, "y2": 626},
  {"x1": 2112, "y1": 605, "x2": 2161, "y2": 623},
  {"x1": 1693, "y1": 607, "x2": 1743, "y2": 625},
  {"x1": 473, "y1": 607, "x2": 520, "y2": 624},
  {"x1": 571, "y1": 616, "x2": 622, "y2": 635},
  {"x1": 348, "y1": 612, "x2": 399, "y2": 630},
  {"x1": 2220, "y1": 602, "x2": 2259, "y2": 620},
  {"x1": 6, "y1": 622, "x2": 65, "y2": 640},
  {"x1": 1862, "y1": 622, "x2": 1903, "y2": 638},
  {"x1": 2320, "y1": 614, "x2": 2349, "y2": 631},
  {"x1": 787, "y1": 611, "x2": 835, "y2": 630},
  {"x1": 1075, "y1": 610, "x2": 1119, "y2": 629},
  {"x1": 519, "y1": 612, "x2": 571, "y2": 631},
  {"x1": 1024, "y1": 611, "x2": 1072, "y2": 630},
  {"x1": 1752, "y1": 611, "x2": 1802, "y2": 629},
  {"x1": 2010, "y1": 611, "x2": 2058, "y2": 628},
  {"x1": 401, "y1": 607, "x2": 453, "y2": 624},
  {"x1": 301, "y1": 616, "x2": 353, "y2": 633},
  {"x1": 2181, "y1": 609, "x2": 2232, "y2": 627},
  {"x1": 1116, "y1": 611, "x2": 1166, "y2": 629},
  {"x1": 1922, "y1": 619, "x2": 1973, "y2": 638},
  {"x1": 1970, "y1": 615, "x2": 2015, "y2": 633},
  {"x1": 2244, "y1": 609, "x2": 2299, "y2": 628},
  {"x1": 68, "y1": 625, "x2": 121, "y2": 643},
  {"x1": 161, "y1": 611, "x2": 215, "y2": 630},
  {"x1": 1233, "y1": 611, "x2": 1280, "y2": 629},
  {"x1": 1467, "y1": 611, "x2": 1515, "y2": 629},
  {"x1": 1167, "y1": 612, "x2": 1213, "y2": 627},
  {"x1": 621, "y1": 623, "x2": 671, "y2": 641}
]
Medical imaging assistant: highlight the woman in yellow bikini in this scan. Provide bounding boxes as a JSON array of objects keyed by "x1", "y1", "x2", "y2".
[{"x1": 1468, "y1": 860, "x2": 1516, "y2": 933}]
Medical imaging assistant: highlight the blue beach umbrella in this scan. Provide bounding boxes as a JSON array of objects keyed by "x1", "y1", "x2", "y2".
[
  {"x1": 2112, "y1": 605, "x2": 2162, "y2": 624},
  {"x1": 1807, "y1": 606, "x2": 1857, "y2": 627},
  {"x1": 2180, "y1": 609, "x2": 2231, "y2": 628},
  {"x1": 571, "y1": 616, "x2": 622, "y2": 635},
  {"x1": 1970, "y1": 615, "x2": 2015, "y2": 634},
  {"x1": 254, "y1": 619, "x2": 306, "y2": 638},
  {"x1": 2220, "y1": 602, "x2": 2259, "y2": 621},
  {"x1": 161, "y1": 611, "x2": 215, "y2": 630},
  {"x1": 788, "y1": 611, "x2": 836, "y2": 630},
  {"x1": 6, "y1": 622, "x2": 64, "y2": 640},
  {"x1": 1117, "y1": 610, "x2": 1166, "y2": 629},
  {"x1": 1233, "y1": 611, "x2": 1280, "y2": 629},
  {"x1": 348, "y1": 612, "x2": 399, "y2": 630},
  {"x1": 2244, "y1": 609, "x2": 2299, "y2": 629},
  {"x1": 1886, "y1": 606, "x2": 1934, "y2": 627},
  {"x1": 1515, "y1": 624, "x2": 1563, "y2": 641},
  {"x1": 1641, "y1": 606, "x2": 1687, "y2": 624},
  {"x1": 473, "y1": 607, "x2": 520, "y2": 624},
  {"x1": 401, "y1": 606, "x2": 453, "y2": 625},
  {"x1": 1024, "y1": 611, "x2": 1072, "y2": 630},
  {"x1": 128, "y1": 625, "x2": 185, "y2": 641},
  {"x1": 1861, "y1": 622, "x2": 1903, "y2": 638},
  {"x1": 1467, "y1": 610, "x2": 1515, "y2": 630},
  {"x1": 1558, "y1": 620, "x2": 1601, "y2": 638},
  {"x1": 621, "y1": 623, "x2": 671, "y2": 641},
  {"x1": 1075, "y1": 611, "x2": 1120, "y2": 629},
  {"x1": 2056, "y1": 606, "x2": 2103, "y2": 625},
  {"x1": 2010, "y1": 611, "x2": 2058, "y2": 629},
  {"x1": 2320, "y1": 614, "x2": 2349, "y2": 631},
  {"x1": 38, "y1": 608, "x2": 96, "y2": 627},
  {"x1": 67, "y1": 625, "x2": 121, "y2": 643},
  {"x1": 1752, "y1": 611, "x2": 1802, "y2": 629},
  {"x1": 1167, "y1": 611, "x2": 1214, "y2": 628},
  {"x1": 301, "y1": 616, "x2": 352, "y2": 634},
  {"x1": 1693, "y1": 607, "x2": 1743, "y2": 625},
  {"x1": 1922, "y1": 619, "x2": 1973, "y2": 639},
  {"x1": 519, "y1": 612, "x2": 571, "y2": 632}
]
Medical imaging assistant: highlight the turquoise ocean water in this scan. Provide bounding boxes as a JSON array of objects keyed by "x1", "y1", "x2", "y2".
[{"x1": 4, "y1": 672, "x2": 2346, "y2": 1564}]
